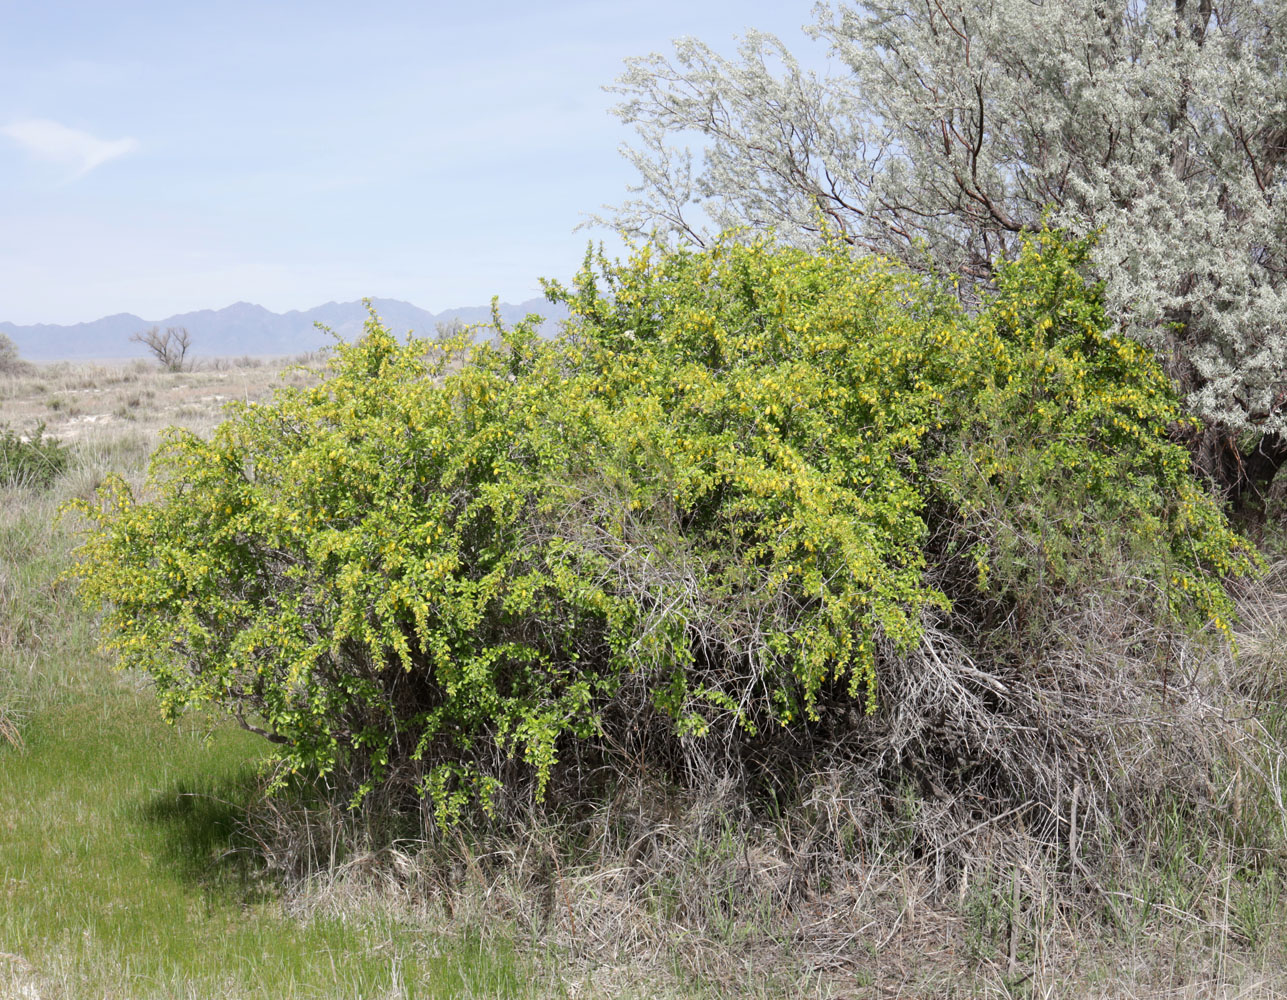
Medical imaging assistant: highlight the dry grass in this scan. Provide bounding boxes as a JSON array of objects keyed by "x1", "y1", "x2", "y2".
[
  {"x1": 237, "y1": 761, "x2": 1287, "y2": 998},
  {"x1": 240, "y1": 580, "x2": 1287, "y2": 998},
  {"x1": 0, "y1": 354, "x2": 325, "y2": 446}
]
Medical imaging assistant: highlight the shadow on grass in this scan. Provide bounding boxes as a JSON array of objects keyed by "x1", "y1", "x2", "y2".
[{"x1": 135, "y1": 767, "x2": 273, "y2": 904}]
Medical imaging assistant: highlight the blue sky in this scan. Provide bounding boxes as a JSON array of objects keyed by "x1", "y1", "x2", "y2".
[{"x1": 1, "y1": 1, "x2": 823, "y2": 325}]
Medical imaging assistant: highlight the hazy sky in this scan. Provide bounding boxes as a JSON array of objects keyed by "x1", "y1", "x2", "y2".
[{"x1": 1, "y1": 1, "x2": 824, "y2": 325}]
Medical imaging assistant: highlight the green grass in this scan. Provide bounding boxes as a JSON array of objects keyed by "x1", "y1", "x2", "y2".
[{"x1": 0, "y1": 479, "x2": 547, "y2": 1000}]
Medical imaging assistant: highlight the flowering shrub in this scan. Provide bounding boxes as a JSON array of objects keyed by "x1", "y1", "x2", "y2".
[{"x1": 70, "y1": 232, "x2": 1257, "y2": 824}]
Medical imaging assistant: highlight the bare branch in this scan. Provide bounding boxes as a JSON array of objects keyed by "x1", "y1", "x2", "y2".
[{"x1": 131, "y1": 325, "x2": 193, "y2": 372}]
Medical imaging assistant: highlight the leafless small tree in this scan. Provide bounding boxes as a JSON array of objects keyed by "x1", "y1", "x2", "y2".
[{"x1": 131, "y1": 325, "x2": 192, "y2": 372}]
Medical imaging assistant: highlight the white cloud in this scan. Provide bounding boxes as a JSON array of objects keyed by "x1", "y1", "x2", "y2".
[{"x1": 1, "y1": 118, "x2": 137, "y2": 177}]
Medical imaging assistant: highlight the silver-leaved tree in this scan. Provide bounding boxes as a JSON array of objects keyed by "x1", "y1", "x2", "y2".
[{"x1": 602, "y1": 0, "x2": 1287, "y2": 493}]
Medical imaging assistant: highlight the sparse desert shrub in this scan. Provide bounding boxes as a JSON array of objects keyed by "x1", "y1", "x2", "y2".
[
  {"x1": 0, "y1": 334, "x2": 31, "y2": 376},
  {"x1": 131, "y1": 325, "x2": 192, "y2": 372},
  {"x1": 0, "y1": 423, "x2": 69, "y2": 488},
  {"x1": 71, "y1": 232, "x2": 1260, "y2": 846}
]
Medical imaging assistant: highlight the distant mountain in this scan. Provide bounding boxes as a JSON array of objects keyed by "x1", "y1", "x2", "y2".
[{"x1": 0, "y1": 297, "x2": 569, "y2": 362}]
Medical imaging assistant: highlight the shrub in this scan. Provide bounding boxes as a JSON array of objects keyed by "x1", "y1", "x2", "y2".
[
  {"x1": 70, "y1": 232, "x2": 1258, "y2": 830},
  {"x1": 1, "y1": 423, "x2": 69, "y2": 488},
  {"x1": 0, "y1": 334, "x2": 31, "y2": 376},
  {"x1": 131, "y1": 325, "x2": 192, "y2": 372},
  {"x1": 608, "y1": 2, "x2": 1287, "y2": 495}
]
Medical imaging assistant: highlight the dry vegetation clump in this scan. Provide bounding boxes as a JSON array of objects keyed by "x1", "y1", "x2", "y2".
[
  {"x1": 0, "y1": 703, "x2": 20, "y2": 750},
  {"x1": 239, "y1": 644, "x2": 1287, "y2": 998}
]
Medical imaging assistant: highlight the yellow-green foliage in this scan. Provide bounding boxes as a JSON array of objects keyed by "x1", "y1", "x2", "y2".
[
  {"x1": 69, "y1": 231, "x2": 1258, "y2": 824},
  {"x1": 929, "y1": 233, "x2": 1258, "y2": 636}
]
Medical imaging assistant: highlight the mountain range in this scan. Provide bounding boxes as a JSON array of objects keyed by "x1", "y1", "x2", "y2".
[{"x1": 1, "y1": 297, "x2": 570, "y2": 362}]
